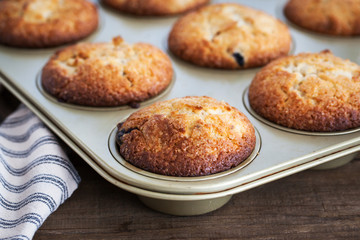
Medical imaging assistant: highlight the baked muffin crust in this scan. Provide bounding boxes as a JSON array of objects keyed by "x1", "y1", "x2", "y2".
[
  {"x1": 102, "y1": 0, "x2": 209, "y2": 16},
  {"x1": 284, "y1": 0, "x2": 360, "y2": 36},
  {"x1": 249, "y1": 50, "x2": 360, "y2": 132},
  {"x1": 0, "y1": 0, "x2": 99, "y2": 48},
  {"x1": 116, "y1": 96, "x2": 256, "y2": 177},
  {"x1": 168, "y1": 3, "x2": 291, "y2": 69},
  {"x1": 41, "y1": 37, "x2": 173, "y2": 107}
]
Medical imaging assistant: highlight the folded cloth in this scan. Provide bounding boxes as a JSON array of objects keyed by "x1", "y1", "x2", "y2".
[{"x1": 0, "y1": 104, "x2": 80, "y2": 240}]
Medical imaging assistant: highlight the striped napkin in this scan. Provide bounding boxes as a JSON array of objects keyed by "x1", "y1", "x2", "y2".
[{"x1": 0, "y1": 104, "x2": 80, "y2": 240}]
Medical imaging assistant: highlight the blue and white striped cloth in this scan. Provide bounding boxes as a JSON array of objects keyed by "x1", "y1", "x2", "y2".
[{"x1": 0, "y1": 105, "x2": 80, "y2": 240}]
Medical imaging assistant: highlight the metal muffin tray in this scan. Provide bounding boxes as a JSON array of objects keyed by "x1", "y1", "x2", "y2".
[{"x1": 1, "y1": 0, "x2": 360, "y2": 216}]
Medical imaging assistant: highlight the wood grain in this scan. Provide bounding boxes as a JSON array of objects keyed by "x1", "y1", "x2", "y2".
[{"x1": 0, "y1": 87, "x2": 359, "y2": 239}]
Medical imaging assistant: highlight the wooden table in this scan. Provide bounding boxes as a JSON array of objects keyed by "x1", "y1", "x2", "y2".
[{"x1": 1, "y1": 87, "x2": 359, "y2": 239}]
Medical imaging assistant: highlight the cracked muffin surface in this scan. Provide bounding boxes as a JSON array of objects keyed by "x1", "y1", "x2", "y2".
[
  {"x1": 102, "y1": 0, "x2": 209, "y2": 16},
  {"x1": 0, "y1": 0, "x2": 99, "y2": 48},
  {"x1": 249, "y1": 50, "x2": 360, "y2": 132},
  {"x1": 168, "y1": 3, "x2": 291, "y2": 69},
  {"x1": 116, "y1": 96, "x2": 256, "y2": 177},
  {"x1": 284, "y1": 0, "x2": 360, "y2": 36},
  {"x1": 41, "y1": 36, "x2": 173, "y2": 107}
]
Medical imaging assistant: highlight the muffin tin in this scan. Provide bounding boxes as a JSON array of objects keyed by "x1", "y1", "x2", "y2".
[{"x1": 0, "y1": 0, "x2": 360, "y2": 215}]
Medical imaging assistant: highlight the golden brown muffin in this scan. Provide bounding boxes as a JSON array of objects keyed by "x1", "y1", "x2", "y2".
[
  {"x1": 0, "y1": 0, "x2": 99, "y2": 48},
  {"x1": 249, "y1": 50, "x2": 360, "y2": 132},
  {"x1": 284, "y1": 0, "x2": 360, "y2": 36},
  {"x1": 116, "y1": 96, "x2": 256, "y2": 177},
  {"x1": 168, "y1": 3, "x2": 292, "y2": 69},
  {"x1": 41, "y1": 36, "x2": 173, "y2": 107},
  {"x1": 102, "y1": 0, "x2": 209, "y2": 16}
]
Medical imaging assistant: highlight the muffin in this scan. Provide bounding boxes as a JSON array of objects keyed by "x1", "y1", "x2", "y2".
[
  {"x1": 284, "y1": 0, "x2": 360, "y2": 36},
  {"x1": 102, "y1": 0, "x2": 209, "y2": 16},
  {"x1": 248, "y1": 50, "x2": 360, "y2": 132},
  {"x1": 116, "y1": 96, "x2": 256, "y2": 177},
  {"x1": 0, "y1": 0, "x2": 99, "y2": 48},
  {"x1": 41, "y1": 36, "x2": 173, "y2": 107},
  {"x1": 168, "y1": 3, "x2": 292, "y2": 69}
]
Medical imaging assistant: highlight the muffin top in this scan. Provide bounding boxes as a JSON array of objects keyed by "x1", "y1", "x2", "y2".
[
  {"x1": 116, "y1": 96, "x2": 256, "y2": 177},
  {"x1": 168, "y1": 3, "x2": 291, "y2": 69},
  {"x1": 249, "y1": 50, "x2": 360, "y2": 132},
  {"x1": 41, "y1": 36, "x2": 173, "y2": 107},
  {"x1": 284, "y1": 0, "x2": 360, "y2": 36},
  {"x1": 102, "y1": 0, "x2": 209, "y2": 16},
  {"x1": 0, "y1": 0, "x2": 99, "y2": 48}
]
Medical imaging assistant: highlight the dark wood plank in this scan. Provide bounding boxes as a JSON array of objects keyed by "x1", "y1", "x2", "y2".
[
  {"x1": 33, "y1": 152, "x2": 360, "y2": 240},
  {"x1": 1, "y1": 87, "x2": 359, "y2": 239}
]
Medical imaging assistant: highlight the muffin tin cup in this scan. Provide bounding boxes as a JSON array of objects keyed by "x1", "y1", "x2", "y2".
[
  {"x1": 311, "y1": 152, "x2": 358, "y2": 170},
  {"x1": 1, "y1": 0, "x2": 360, "y2": 216},
  {"x1": 242, "y1": 87, "x2": 360, "y2": 137},
  {"x1": 108, "y1": 123, "x2": 261, "y2": 187},
  {"x1": 138, "y1": 195, "x2": 233, "y2": 216},
  {"x1": 242, "y1": 87, "x2": 360, "y2": 169}
]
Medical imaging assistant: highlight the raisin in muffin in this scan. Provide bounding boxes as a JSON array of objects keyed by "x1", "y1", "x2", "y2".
[
  {"x1": 0, "y1": 0, "x2": 99, "y2": 48},
  {"x1": 168, "y1": 3, "x2": 291, "y2": 69},
  {"x1": 116, "y1": 96, "x2": 256, "y2": 177},
  {"x1": 284, "y1": 0, "x2": 360, "y2": 36},
  {"x1": 249, "y1": 50, "x2": 360, "y2": 132},
  {"x1": 41, "y1": 36, "x2": 173, "y2": 107},
  {"x1": 102, "y1": 0, "x2": 209, "y2": 16}
]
